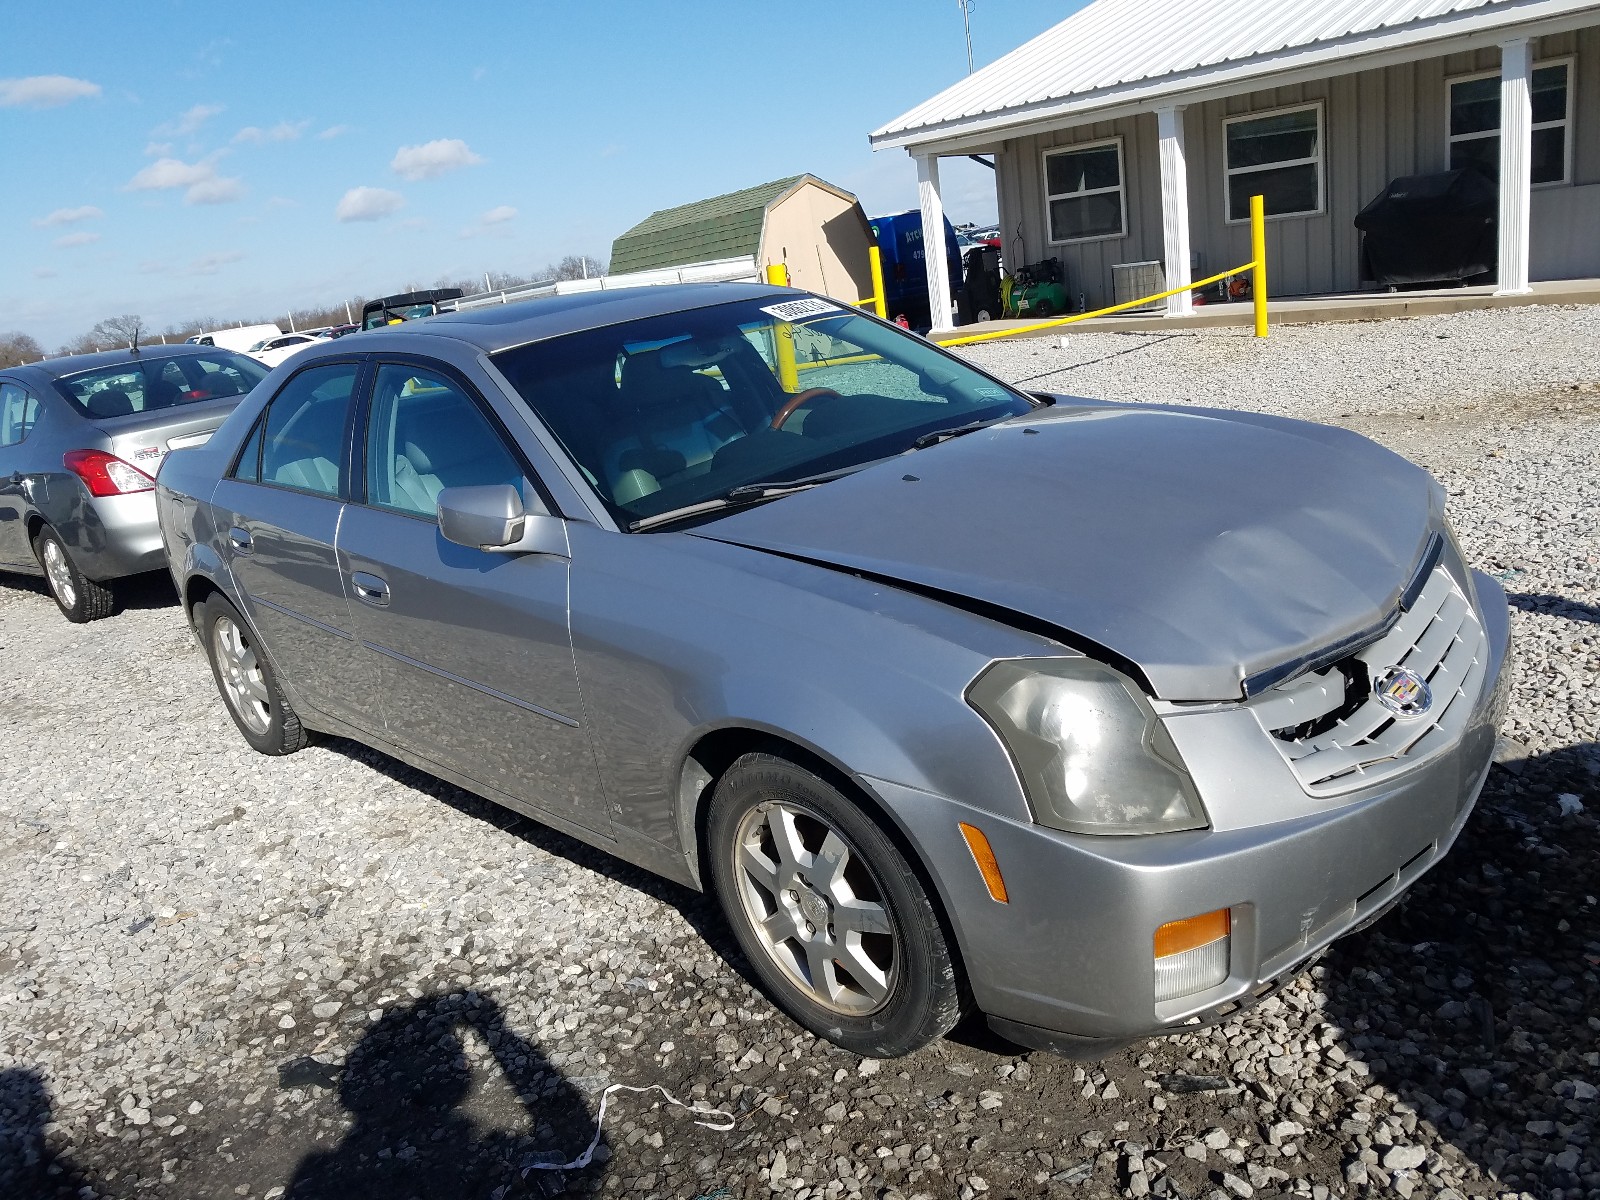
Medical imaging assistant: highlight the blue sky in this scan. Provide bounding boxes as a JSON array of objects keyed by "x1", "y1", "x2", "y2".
[{"x1": 3, "y1": 2, "x2": 1075, "y2": 349}]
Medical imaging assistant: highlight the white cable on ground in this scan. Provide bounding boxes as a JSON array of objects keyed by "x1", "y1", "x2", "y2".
[{"x1": 518, "y1": 1083, "x2": 736, "y2": 1175}]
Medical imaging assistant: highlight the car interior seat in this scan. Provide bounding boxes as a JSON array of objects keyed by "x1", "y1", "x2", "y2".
[
  {"x1": 266, "y1": 396, "x2": 345, "y2": 493},
  {"x1": 143, "y1": 377, "x2": 182, "y2": 410},
  {"x1": 603, "y1": 352, "x2": 741, "y2": 502},
  {"x1": 86, "y1": 388, "x2": 136, "y2": 419}
]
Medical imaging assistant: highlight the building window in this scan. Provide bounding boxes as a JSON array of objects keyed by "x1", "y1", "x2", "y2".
[
  {"x1": 1223, "y1": 103, "x2": 1323, "y2": 222},
  {"x1": 1448, "y1": 60, "x2": 1571, "y2": 186},
  {"x1": 1044, "y1": 139, "x2": 1126, "y2": 243}
]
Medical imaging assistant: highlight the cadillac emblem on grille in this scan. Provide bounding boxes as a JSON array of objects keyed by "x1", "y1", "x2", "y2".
[{"x1": 1374, "y1": 666, "x2": 1433, "y2": 718}]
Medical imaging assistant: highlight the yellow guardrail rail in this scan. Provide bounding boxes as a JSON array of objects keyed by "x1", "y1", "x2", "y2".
[{"x1": 941, "y1": 194, "x2": 1269, "y2": 347}]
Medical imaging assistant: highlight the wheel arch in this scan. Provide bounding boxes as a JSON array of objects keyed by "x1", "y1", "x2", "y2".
[{"x1": 676, "y1": 724, "x2": 971, "y2": 995}]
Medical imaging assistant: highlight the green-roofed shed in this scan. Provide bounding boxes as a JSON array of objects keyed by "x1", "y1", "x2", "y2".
[{"x1": 609, "y1": 174, "x2": 876, "y2": 306}]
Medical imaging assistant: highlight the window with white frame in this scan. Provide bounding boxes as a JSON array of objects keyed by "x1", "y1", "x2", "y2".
[
  {"x1": 1223, "y1": 104, "x2": 1323, "y2": 222},
  {"x1": 1044, "y1": 139, "x2": 1126, "y2": 242},
  {"x1": 1448, "y1": 61, "x2": 1571, "y2": 185}
]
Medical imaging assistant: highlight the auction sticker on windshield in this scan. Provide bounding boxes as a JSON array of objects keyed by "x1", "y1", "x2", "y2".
[{"x1": 761, "y1": 298, "x2": 842, "y2": 322}]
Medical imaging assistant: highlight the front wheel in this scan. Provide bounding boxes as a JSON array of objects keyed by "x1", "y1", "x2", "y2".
[
  {"x1": 35, "y1": 525, "x2": 114, "y2": 623},
  {"x1": 707, "y1": 753, "x2": 965, "y2": 1057},
  {"x1": 199, "y1": 595, "x2": 309, "y2": 755}
]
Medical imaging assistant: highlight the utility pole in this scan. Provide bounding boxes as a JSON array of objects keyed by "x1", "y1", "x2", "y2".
[
  {"x1": 345, "y1": 299, "x2": 353, "y2": 323},
  {"x1": 958, "y1": 0, "x2": 974, "y2": 74}
]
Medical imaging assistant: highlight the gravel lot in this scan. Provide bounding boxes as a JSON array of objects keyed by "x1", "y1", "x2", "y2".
[{"x1": 3, "y1": 304, "x2": 1597, "y2": 1200}]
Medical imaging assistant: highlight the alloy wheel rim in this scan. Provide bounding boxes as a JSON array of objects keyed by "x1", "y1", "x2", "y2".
[
  {"x1": 731, "y1": 801, "x2": 896, "y2": 1016},
  {"x1": 213, "y1": 616, "x2": 271, "y2": 734},
  {"x1": 42, "y1": 540, "x2": 76, "y2": 609}
]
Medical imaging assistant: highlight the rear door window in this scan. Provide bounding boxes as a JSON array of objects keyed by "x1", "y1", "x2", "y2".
[{"x1": 258, "y1": 363, "x2": 359, "y2": 497}]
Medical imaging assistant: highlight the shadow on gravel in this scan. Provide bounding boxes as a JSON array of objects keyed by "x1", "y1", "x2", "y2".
[
  {"x1": 1509, "y1": 592, "x2": 1600, "y2": 626},
  {"x1": 113, "y1": 571, "x2": 179, "y2": 613},
  {"x1": 285, "y1": 990, "x2": 603, "y2": 1199},
  {"x1": 0, "y1": 1067, "x2": 101, "y2": 1200},
  {"x1": 1319, "y1": 743, "x2": 1599, "y2": 1195},
  {"x1": 319, "y1": 739, "x2": 771, "y2": 999}
]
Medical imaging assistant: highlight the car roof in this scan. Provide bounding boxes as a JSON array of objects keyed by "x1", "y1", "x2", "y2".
[
  {"x1": 6, "y1": 343, "x2": 240, "y2": 384},
  {"x1": 361, "y1": 281, "x2": 790, "y2": 355}
]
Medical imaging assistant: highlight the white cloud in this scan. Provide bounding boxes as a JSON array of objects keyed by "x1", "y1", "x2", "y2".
[
  {"x1": 34, "y1": 205, "x2": 105, "y2": 228},
  {"x1": 0, "y1": 75, "x2": 101, "y2": 108},
  {"x1": 124, "y1": 157, "x2": 244, "y2": 205},
  {"x1": 186, "y1": 250, "x2": 244, "y2": 276},
  {"x1": 144, "y1": 141, "x2": 173, "y2": 157},
  {"x1": 390, "y1": 138, "x2": 483, "y2": 181},
  {"x1": 154, "y1": 103, "x2": 223, "y2": 137},
  {"x1": 126, "y1": 157, "x2": 214, "y2": 191},
  {"x1": 336, "y1": 186, "x2": 405, "y2": 222},
  {"x1": 233, "y1": 120, "x2": 309, "y2": 145},
  {"x1": 317, "y1": 124, "x2": 351, "y2": 140},
  {"x1": 460, "y1": 204, "x2": 518, "y2": 239},
  {"x1": 186, "y1": 176, "x2": 245, "y2": 205},
  {"x1": 54, "y1": 231, "x2": 101, "y2": 248}
]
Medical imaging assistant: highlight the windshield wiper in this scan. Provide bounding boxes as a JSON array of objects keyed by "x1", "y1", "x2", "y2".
[
  {"x1": 627, "y1": 464, "x2": 869, "y2": 532},
  {"x1": 909, "y1": 420, "x2": 992, "y2": 450}
]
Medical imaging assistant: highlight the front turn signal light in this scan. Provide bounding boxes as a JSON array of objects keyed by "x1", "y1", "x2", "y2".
[{"x1": 1154, "y1": 908, "x2": 1230, "y2": 1002}]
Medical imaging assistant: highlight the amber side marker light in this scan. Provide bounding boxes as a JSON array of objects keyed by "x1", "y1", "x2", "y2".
[{"x1": 957, "y1": 822, "x2": 1009, "y2": 903}]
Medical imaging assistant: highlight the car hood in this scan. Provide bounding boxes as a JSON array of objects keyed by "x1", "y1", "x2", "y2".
[{"x1": 692, "y1": 403, "x2": 1440, "y2": 701}]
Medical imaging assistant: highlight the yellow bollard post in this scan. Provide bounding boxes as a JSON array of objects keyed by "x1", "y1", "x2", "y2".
[
  {"x1": 868, "y1": 245, "x2": 887, "y2": 319},
  {"x1": 1250, "y1": 193, "x2": 1268, "y2": 338},
  {"x1": 764, "y1": 262, "x2": 799, "y2": 390}
]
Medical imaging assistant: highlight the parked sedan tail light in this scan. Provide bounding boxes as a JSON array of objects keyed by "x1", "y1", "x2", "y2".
[
  {"x1": 1153, "y1": 908, "x2": 1231, "y2": 1002},
  {"x1": 63, "y1": 449, "x2": 156, "y2": 497}
]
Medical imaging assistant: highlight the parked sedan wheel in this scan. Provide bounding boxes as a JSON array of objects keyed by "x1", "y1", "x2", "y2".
[
  {"x1": 707, "y1": 753, "x2": 965, "y2": 1056},
  {"x1": 200, "y1": 596, "x2": 309, "y2": 755},
  {"x1": 34, "y1": 525, "x2": 114, "y2": 623}
]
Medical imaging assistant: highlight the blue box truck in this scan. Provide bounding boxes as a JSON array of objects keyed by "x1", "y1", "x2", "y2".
[{"x1": 868, "y1": 211, "x2": 964, "y2": 329}]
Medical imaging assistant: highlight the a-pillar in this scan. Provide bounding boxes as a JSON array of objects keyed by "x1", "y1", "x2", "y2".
[
  {"x1": 1496, "y1": 37, "x2": 1534, "y2": 296},
  {"x1": 916, "y1": 153, "x2": 955, "y2": 331},
  {"x1": 1157, "y1": 106, "x2": 1194, "y2": 316}
]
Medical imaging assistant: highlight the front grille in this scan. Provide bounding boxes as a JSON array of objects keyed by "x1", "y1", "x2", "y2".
[{"x1": 1246, "y1": 563, "x2": 1487, "y2": 794}]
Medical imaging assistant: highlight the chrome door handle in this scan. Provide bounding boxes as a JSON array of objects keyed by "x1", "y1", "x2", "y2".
[
  {"x1": 228, "y1": 527, "x2": 253, "y2": 553},
  {"x1": 350, "y1": 571, "x2": 390, "y2": 607}
]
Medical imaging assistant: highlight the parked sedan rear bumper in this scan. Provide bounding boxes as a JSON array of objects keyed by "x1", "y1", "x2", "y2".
[
  {"x1": 50, "y1": 486, "x2": 166, "y2": 581},
  {"x1": 862, "y1": 573, "x2": 1510, "y2": 1049}
]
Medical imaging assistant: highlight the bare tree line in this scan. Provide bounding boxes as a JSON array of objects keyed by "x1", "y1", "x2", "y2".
[{"x1": 0, "y1": 254, "x2": 608, "y2": 366}]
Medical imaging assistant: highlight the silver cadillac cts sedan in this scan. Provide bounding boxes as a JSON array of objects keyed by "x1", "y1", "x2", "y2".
[{"x1": 156, "y1": 283, "x2": 1511, "y2": 1058}]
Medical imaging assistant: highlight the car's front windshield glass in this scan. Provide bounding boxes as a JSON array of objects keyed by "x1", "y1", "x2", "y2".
[
  {"x1": 53, "y1": 350, "x2": 269, "y2": 418},
  {"x1": 491, "y1": 296, "x2": 1035, "y2": 529}
]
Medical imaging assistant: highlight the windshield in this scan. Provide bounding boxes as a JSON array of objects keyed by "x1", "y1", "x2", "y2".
[
  {"x1": 53, "y1": 350, "x2": 268, "y2": 418},
  {"x1": 491, "y1": 296, "x2": 1035, "y2": 529},
  {"x1": 363, "y1": 302, "x2": 438, "y2": 330}
]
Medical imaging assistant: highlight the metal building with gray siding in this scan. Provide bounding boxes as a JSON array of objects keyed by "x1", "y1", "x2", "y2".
[{"x1": 871, "y1": 0, "x2": 1600, "y2": 327}]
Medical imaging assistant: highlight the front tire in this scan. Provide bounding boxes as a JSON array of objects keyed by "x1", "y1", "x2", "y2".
[
  {"x1": 199, "y1": 595, "x2": 309, "y2": 755},
  {"x1": 35, "y1": 525, "x2": 114, "y2": 623},
  {"x1": 707, "y1": 753, "x2": 965, "y2": 1057}
]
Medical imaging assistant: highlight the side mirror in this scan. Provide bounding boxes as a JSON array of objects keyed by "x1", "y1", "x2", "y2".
[{"x1": 436, "y1": 484, "x2": 569, "y2": 557}]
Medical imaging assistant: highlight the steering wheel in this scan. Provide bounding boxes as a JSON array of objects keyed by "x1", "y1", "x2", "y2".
[{"x1": 769, "y1": 387, "x2": 841, "y2": 431}]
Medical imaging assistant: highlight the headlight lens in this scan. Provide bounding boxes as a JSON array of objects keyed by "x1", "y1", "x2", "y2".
[{"x1": 968, "y1": 658, "x2": 1207, "y2": 835}]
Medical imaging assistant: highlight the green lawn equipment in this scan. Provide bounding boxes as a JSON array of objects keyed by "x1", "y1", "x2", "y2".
[{"x1": 1003, "y1": 258, "x2": 1069, "y2": 319}]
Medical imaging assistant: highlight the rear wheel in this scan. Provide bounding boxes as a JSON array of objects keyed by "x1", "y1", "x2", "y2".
[
  {"x1": 34, "y1": 525, "x2": 114, "y2": 623},
  {"x1": 707, "y1": 753, "x2": 965, "y2": 1057},
  {"x1": 200, "y1": 595, "x2": 309, "y2": 755}
]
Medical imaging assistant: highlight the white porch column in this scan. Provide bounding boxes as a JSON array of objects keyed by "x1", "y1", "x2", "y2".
[
  {"x1": 1496, "y1": 37, "x2": 1534, "y2": 296},
  {"x1": 1157, "y1": 105, "x2": 1194, "y2": 317},
  {"x1": 916, "y1": 153, "x2": 955, "y2": 331}
]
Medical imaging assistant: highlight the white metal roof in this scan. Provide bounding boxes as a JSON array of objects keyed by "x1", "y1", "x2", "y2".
[{"x1": 872, "y1": 0, "x2": 1600, "y2": 151}]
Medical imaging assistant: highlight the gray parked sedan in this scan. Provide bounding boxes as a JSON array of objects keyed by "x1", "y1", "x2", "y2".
[
  {"x1": 0, "y1": 345, "x2": 267, "y2": 621},
  {"x1": 156, "y1": 284, "x2": 1510, "y2": 1058}
]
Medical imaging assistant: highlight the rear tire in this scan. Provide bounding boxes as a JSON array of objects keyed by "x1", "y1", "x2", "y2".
[
  {"x1": 34, "y1": 525, "x2": 114, "y2": 623},
  {"x1": 199, "y1": 595, "x2": 309, "y2": 755},
  {"x1": 707, "y1": 752, "x2": 965, "y2": 1057}
]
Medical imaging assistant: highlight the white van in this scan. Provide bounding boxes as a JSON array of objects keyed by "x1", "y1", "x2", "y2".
[{"x1": 186, "y1": 324, "x2": 283, "y2": 354}]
